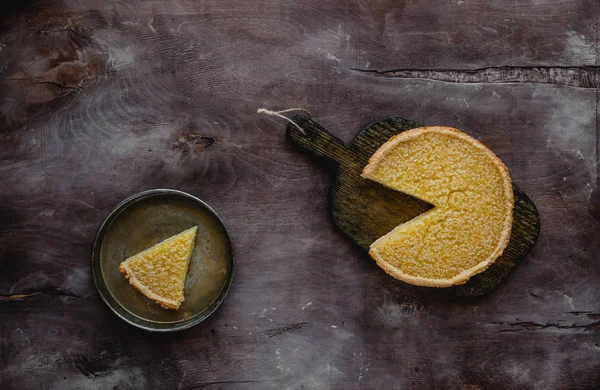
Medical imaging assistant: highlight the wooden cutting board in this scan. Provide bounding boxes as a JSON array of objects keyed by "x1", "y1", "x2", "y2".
[{"x1": 287, "y1": 116, "x2": 540, "y2": 297}]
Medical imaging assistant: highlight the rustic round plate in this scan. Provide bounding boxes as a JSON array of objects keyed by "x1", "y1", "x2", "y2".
[{"x1": 92, "y1": 189, "x2": 234, "y2": 332}]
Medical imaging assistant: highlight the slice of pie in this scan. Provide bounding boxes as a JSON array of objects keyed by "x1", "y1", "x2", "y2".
[
  {"x1": 119, "y1": 226, "x2": 198, "y2": 309},
  {"x1": 361, "y1": 126, "x2": 514, "y2": 287}
]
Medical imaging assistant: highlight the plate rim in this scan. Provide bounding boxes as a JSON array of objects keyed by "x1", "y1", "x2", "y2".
[{"x1": 91, "y1": 188, "x2": 235, "y2": 332}]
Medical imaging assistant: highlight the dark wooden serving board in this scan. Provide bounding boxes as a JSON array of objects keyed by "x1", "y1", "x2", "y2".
[{"x1": 287, "y1": 116, "x2": 540, "y2": 297}]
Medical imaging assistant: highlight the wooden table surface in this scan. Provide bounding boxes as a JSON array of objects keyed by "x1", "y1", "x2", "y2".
[{"x1": 1, "y1": 1, "x2": 599, "y2": 389}]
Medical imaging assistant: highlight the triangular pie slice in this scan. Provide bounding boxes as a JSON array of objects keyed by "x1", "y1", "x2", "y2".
[
  {"x1": 361, "y1": 127, "x2": 513, "y2": 287},
  {"x1": 119, "y1": 226, "x2": 198, "y2": 309}
]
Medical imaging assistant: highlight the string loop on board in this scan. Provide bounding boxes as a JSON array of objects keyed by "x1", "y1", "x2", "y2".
[{"x1": 257, "y1": 108, "x2": 311, "y2": 134}]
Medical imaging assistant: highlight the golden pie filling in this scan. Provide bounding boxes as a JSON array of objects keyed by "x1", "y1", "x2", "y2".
[
  {"x1": 119, "y1": 226, "x2": 197, "y2": 309},
  {"x1": 361, "y1": 127, "x2": 513, "y2": 287}
]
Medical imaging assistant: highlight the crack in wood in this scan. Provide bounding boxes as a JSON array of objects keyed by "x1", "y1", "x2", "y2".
[
  {"x1": 351, "y1": 66, "x2": 600, "y2": 89},
  {"x1": 490, "y1": 319, "x2": 600, "y2": 333},
  {"x1": 0, "y1": 290, "x2": 82, "y2": 302},
  {"x1": 264, "y1": 322, "x2": 308, "y2": 338},
  {"x1": 568, "y1": 311, "x2": 600, "y2": 319},
  {"x1": 569, "y1": 311, "x2": 593, "y2": 315},
  {"x1": 195, "y1": 379, "x2": 280, "y2": 388},
  {"x1": 528, "y1": 291, "x2": 545, "y2": 300},
  {"x1": 0, "y1": 292, "x2": 42, "y2": 301}
]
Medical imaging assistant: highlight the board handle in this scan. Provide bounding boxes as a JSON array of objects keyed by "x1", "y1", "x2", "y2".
[{"x1": 287, "y1": 116, "x2": 356, "y2": 164}]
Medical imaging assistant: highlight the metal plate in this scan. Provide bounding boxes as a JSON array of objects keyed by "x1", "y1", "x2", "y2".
[{"x1": 92, "y1": 189, "x2": 234, "y2": 332}]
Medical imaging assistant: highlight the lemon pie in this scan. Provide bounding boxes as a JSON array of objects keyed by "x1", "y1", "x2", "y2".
[
  {"x1": 119, "y1": 226, "x2": 198, "y2": 309},
  {"x1": 361, "y1": 127, "x2": 513, "y2": 287}
]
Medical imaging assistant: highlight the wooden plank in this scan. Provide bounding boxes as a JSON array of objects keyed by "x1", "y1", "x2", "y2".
[{"x1": 0, "y1": 0, "x2": 599, "y2": 389}]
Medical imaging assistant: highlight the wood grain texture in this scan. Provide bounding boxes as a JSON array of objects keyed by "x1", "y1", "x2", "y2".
[{"x1": 1, "y1": 0, "x2": 599, "y2": 389}]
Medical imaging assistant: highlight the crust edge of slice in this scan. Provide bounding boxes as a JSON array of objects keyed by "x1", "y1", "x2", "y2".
[
  {"x1": 119, "y1": 262, "x2": 181, "y2": 309},
  {"x1": 361, "y1": 126, "x2": 515, "y2": 287}
]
